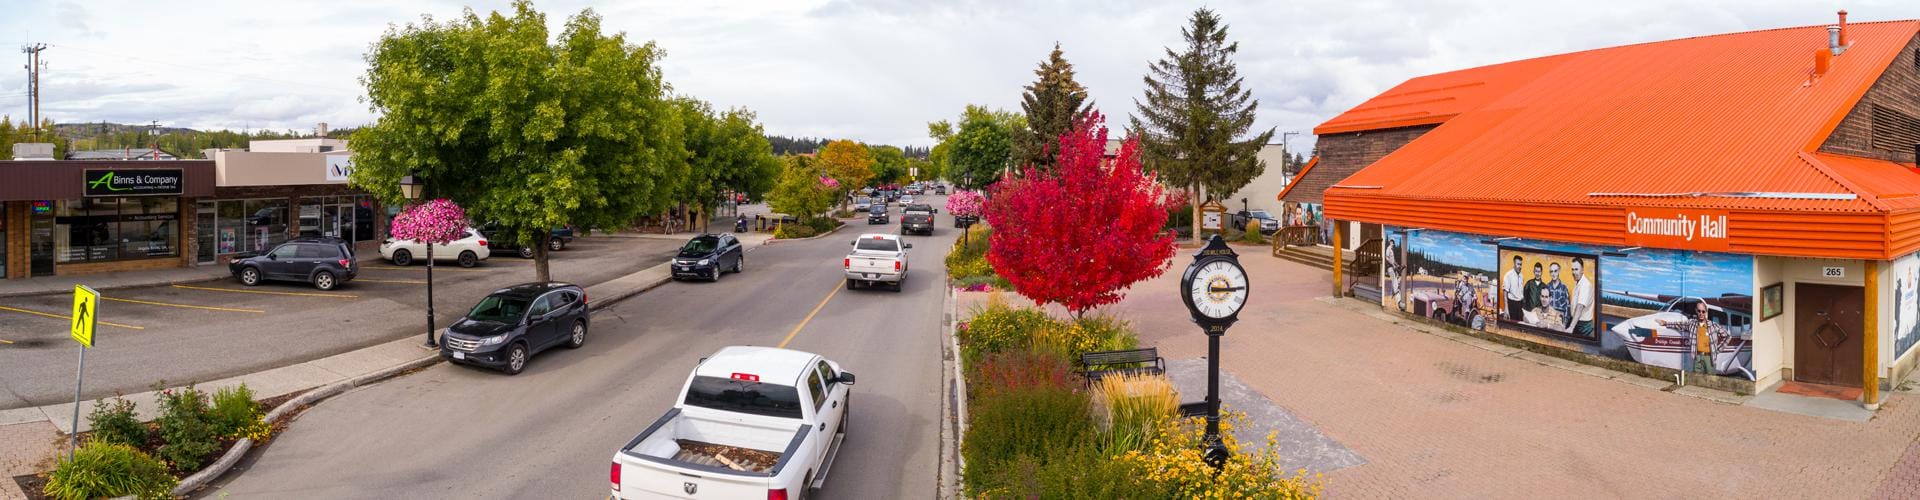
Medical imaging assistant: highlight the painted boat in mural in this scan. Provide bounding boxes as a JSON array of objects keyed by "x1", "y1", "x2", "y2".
[{"x1": 1605, "y1": 302, "x2": 1754, "y2": 379}]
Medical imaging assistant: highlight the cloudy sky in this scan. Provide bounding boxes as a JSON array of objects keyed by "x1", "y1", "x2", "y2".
[{"x1": 2, "y1": 0, "x2": 1914, "y2": 150}]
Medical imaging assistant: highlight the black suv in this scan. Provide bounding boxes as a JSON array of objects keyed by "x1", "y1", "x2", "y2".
[
  {"x1": 229, "y1": 237, "x2": 357, "y2": 290},
  {"x1": 441, "y1": 282, "x2": 590, "y2": 375},
  {"x1": 671, "y1": 234, "x2": 745, "y2": 281}
]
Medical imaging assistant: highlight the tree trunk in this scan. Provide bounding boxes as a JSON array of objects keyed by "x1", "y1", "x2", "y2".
[
  {"x1": 696, "y1": 204, "x2": 706, "y2": 233},
  {"x1": 1190, "y1": 183, "x2": 1203, "y2": 244},
  {"x1": 534, "y1": 229, "x2": 552, "y2": 282}
]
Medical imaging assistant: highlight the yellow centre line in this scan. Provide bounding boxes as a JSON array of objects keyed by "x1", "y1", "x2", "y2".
[
  {"x1": 103, "y1": 296, "x2": 266, "y2": 313},
  {"x1": 0, "y1": 338, "x2": 14, "y2": 344},
  {"x1": 354, "y1": 278, "x2": 429, "y2": 284},
  {"x1": 777, "y1": 281, "x2": 844, "y2": 349},
  {"x1": 0, "y1": 305, "x2": 144, "y2": 330},
  {"x1": 171, "y1": 284, "x2": 358, "y2": 298},
  {"x1": 362, "y1": 266, "x2": 493, "y2": 273}
]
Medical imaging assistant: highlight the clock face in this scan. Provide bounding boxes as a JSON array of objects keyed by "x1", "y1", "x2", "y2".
[{"x1": 1188, "y1": 259, "x2": 1248, "y2": 319}]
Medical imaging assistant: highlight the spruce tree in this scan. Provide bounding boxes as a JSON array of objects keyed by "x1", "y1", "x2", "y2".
[
  {"x1": 1013, "y1": 43, "x2": 1090, "y2": 171},
  {"x1": 1131, "y1": 8, "x2": 1275, "y2": 242}
]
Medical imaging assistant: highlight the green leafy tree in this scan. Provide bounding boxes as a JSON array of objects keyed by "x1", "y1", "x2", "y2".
[
  {"x1": 1131, "y1": 8, "x2": 1275, "y2": 242},
  {"x1": 948, "y1": 105, "x2": 1024, "y2": 191},
  {"x1": 673, "y1": 97, "x2": 782, "y2": 232},
  {"x1": 350, "y1": 1, "x2": 686, "y2": 281},
  {"x1": 1013, "y1": 43, "x2": 1091, "y2": 171},
  {"x1": 869, "y1": 145, "x2": 908, "y2": 185},
  {"x1": 0, "y1": 116, "x2": 70, "y2": 159},
  {"x1": 928, "y1": 120, "x2": 956, "y2": 182},
  {"x1": 767, "y1": 155, "x2": 834, "y2": 221}
]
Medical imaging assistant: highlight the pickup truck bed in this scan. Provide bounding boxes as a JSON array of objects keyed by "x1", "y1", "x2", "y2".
[{"x1": 671, "y1": 440, "x2": 780, "y2": 473}]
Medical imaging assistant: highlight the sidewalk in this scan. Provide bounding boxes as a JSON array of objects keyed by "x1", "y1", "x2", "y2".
[
  {"x1": 0, "y1": 232, "x2": 772, "y2": 499},
  {"x1": 957, "y1": 245, "x2": 1920, "y2": 498}
]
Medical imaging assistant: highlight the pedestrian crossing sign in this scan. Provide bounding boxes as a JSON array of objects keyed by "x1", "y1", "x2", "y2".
[{"x1": 71, "y1": 285, "x2": 98, "y2": 348}]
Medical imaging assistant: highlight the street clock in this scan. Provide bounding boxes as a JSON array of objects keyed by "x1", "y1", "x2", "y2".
[{"x1": 1181, "y1": 235, "x2": 1249, "y2": 333}]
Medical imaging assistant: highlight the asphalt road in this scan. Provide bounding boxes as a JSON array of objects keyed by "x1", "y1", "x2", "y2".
[
  {"x1": 206, "y1": 197, "x2": 956, "y2": 499},
  {"x1": 0, "y1": 235, "x2": 683, "y2": 410}
]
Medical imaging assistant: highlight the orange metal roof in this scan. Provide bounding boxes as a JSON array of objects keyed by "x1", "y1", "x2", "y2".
[
  {"x1": 1274, "y1": 156, "x2": 1318, "y2": 201},
  {"x1": 1317, "y1": 19, "x2": 1920, "y2": 259}
]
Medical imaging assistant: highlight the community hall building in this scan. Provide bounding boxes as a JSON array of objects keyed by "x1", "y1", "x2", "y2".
[{"x1": 1294, "y1": 12, "x2": 1920, "y2": 407}]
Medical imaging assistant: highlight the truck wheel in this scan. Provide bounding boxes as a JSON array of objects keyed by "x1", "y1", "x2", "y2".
[{"x1": 846, "y1": 278, "x2": 858, "y2": 290}]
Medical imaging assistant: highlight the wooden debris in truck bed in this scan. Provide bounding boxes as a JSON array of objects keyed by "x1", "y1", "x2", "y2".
[{"x1": 673, "y1": 440, "x2": 780, "y2": 473}]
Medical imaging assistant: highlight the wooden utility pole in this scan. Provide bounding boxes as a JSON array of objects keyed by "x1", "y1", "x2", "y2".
[{"x1": 21, "y1": 43, "x2": 47, "y2": 131}]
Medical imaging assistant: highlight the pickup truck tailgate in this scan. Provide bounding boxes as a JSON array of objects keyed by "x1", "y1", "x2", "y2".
[
  {"x1": 848, "y1": 254, "x2": 897, "y2": 274},
  {"x1": 616, "y1": 458, "x2": 769, "y2": 499}
]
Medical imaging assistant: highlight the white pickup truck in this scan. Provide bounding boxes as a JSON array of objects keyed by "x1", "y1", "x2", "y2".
[
  {"x1": 844, "y1": 233, "x2": 911, "y2": 292},
  {"x1": 612, "y1": 346, "x2": 854, "y2": 499}
]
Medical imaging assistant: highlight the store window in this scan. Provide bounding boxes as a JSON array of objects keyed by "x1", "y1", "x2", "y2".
[
  {"x1": 0, "y1": 203, "x2": 7, "y2": 278},
  {"x1": 54, "y1": 197, "x2": 180, "y2": 263}
]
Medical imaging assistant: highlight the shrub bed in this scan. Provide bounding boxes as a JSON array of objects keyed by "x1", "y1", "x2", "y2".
[
  {"x1": 945, "y1": 225, "x2": 1007, "y2": 289},
  {"x1": 957, "y1": 300, "x2": 1321, "y2": 498},
  {"x1": 39, "y1": 383, "x2": 272, "y2": 499}
]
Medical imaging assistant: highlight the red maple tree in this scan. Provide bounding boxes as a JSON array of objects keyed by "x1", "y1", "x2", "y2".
[{"x1": 985, "y1": 110, "x2": 1177, "y2": 316}]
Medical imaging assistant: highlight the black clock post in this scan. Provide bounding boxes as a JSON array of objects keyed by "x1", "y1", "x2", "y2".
[{"x1": 1179, "y1": 234, "x2": 1248, "y2": 470}]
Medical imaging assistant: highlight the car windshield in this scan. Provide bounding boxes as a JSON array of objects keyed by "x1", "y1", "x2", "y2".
[
  {"x1": 855, "y1": 238, "x2": 900, "y2": 252},
  {"x1": 683, "y1": 375, "x2": 803, "y2": 419},
  {"x1": 681, "y1": 236, "x2": 720, "y2": 254},
  {"x1": 1250, "y1": 210, "x2": 1272, "y2": 218},
  {"x1": 905, "y1": 204, "x2": 933, "y2": 213},
  {"x1": 466, "y1": 295, "x2": 531, "y2": 323}
]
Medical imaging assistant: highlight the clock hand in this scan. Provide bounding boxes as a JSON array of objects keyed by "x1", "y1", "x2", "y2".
[{"x1": 1210, "y1": 285, "x2": 1247, "y2": 292}]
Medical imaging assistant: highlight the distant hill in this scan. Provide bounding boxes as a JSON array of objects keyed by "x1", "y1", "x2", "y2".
[{"x1": 51, "y1": 122, "x2": 336, "y2": 159}]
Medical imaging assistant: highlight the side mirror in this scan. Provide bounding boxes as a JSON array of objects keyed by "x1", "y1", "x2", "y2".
[
  {"x1": 904, "y1": 243, "x2": 914, "y2": 249},
  {"x1": 933, "y1": 209, "x2": 939, "y2": 214},
  {"x1": 836, "y1": 372, "x2": 856, "y2": 386},
  {"x1": 267, "y1": 254, "x2": 278, "y2": 260}
]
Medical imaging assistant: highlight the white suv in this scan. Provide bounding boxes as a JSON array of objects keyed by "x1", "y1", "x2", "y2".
[{"x1": 380, "y1": 227, "x2": 492, "y2": 267}]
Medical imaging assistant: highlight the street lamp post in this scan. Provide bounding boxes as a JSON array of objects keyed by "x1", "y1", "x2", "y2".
[{"x1": 399, "y1": 174, "x2": 436, "y2": 348}]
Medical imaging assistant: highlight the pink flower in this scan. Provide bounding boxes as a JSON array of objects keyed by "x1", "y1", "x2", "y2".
[
  {"x1": 819, "y1": 176, "x2": 840, "y2": 189},
  {"x1": 945, "y1": 190, "x2": 984, "y2": 217},
  {"x1": 389, "y1": 199, "x2": 467, "y2": 245}
]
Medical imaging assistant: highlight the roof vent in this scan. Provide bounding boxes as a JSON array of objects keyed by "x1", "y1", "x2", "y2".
[{"x1": 1829, "y1": 26, "x2": 1844, "y2": 56}]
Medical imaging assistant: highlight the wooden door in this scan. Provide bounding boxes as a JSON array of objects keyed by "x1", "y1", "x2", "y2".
[{"x1": 1794, "y1": 283, "x2": 1865, "y2": 387}]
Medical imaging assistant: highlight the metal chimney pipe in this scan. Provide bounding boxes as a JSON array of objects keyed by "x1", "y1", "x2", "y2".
[
  {"x1": 1839, "y1": 10, "x2": 1850, "y2": 48},
  {"x1": 1829, "y1": 26, "x2": 1843, "y2": 56}
]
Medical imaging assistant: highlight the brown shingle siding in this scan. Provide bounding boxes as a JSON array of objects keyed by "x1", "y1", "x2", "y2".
[
  {"x1": 1821, "y1": 32, "x2": 1920, "y2": 164},
  {"x1": 1285, "y1": 125, "x2": 1435, "y2": 204}
]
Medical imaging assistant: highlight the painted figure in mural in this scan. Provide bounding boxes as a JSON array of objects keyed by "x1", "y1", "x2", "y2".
[
  {"x1": 1659, "y1": 301, "x2": 1729, "y2": 375},
  {"x1": 1523, "y1": 262, "x2": 1546, "y2": 316},
  {"x1": 1546, "y1": 262, "x2": 1571, "y2": 329},
  {"x1": 1454, "y1": 271, "x2": 1479, "y2": 326},
  {"x1": 1570, "y1": 257, "x2": 1596, "y2": 338},
  {"x1": 1503, "y1": 255, "x2": 1526, "y2": 321}
]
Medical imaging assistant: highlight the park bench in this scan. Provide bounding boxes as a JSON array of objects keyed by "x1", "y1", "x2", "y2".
[{"x1": 1079, "y1": 347, "x2": 1165, "y2": 384}]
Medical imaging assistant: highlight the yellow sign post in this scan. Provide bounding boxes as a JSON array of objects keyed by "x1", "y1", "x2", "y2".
[
  {"x1": 67, "y1": 284, "x2": 98, "y2": 459},
  {"x1": 71, "y1": 285, "x2": 97, "y2": 347}
]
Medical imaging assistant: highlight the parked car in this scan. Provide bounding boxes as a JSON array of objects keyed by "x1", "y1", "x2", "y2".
[
  {"x1": 901, "y1": 204, "x2": 936, "y2": 236},
  {"x1": 1230, "y1": 209, "x2": 1282, "y2": 235},
  {"x1": 229, "y1": 236, "x2": 358, "y2": 290},
  {"x1": 612, "y1": 346, "x2": 853, "y2": 500},
  {"x1": 441, "y1": 282, "x2": 590, "y2": 375},
  {"x1": 479, "y1": 223, "x2": 577, "y2": 258},
  {"x1": 952, "y1": 214, "x2": 979, "y2": 229},
  {"x1": 866, "y1": 204, "x2": 890, "y2": 224},
  {"x1": 671, "y1": 233, "x2": 745, "y2": 282},
  {"x1": 851, "y1": 196, "x2": 872, "y2": 213},
  {"x1": 845, "y1": 233, "x2": 911, "y2": 291},
  {"x1": 381, "y1": 227, "x2": 491, "y2": 267}
]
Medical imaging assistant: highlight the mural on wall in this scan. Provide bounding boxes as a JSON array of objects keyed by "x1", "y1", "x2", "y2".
[
  {"x1": 1894, "y1": 254, "x2": 1920, "y2": 359},
  {"x1": 1385, "y1": 227, "x2": 1755, "y2": 380}
]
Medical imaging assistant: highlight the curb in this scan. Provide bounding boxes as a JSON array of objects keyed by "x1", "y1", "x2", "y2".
[
  {"x1": 171, "y1": 354, "x2": 444, "y2": 496},
  {"x1": 940, "y1": 283, "x2": 968, "y2": 498},
  {"x1": 0, "y1": 274, "x2": 226, "y2": 299}
]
